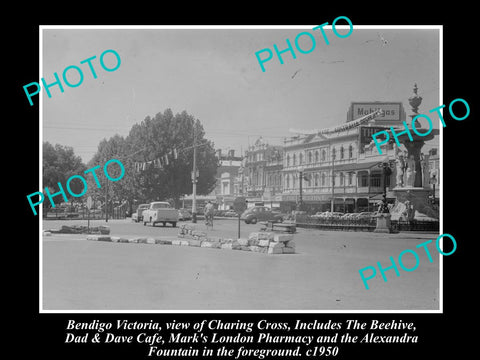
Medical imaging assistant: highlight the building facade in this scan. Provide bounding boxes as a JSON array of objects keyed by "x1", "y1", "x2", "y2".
[
  {"x1": 280, "y1": 102, "x2": 412, "y2": 213},
  {"x1": 243, "y1": 137, "x2": 283, "y2": 205},
  {"x1": 213, "y1": 149, "x2": 243, "y2": 210}
]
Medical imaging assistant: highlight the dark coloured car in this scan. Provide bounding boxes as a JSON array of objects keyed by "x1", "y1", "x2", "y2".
[
  {"x1": 240, "y1": 206, "x2": 283, "y2": 224},
  {"x1": 178, "y1": 208, "x2": 192, "y2": 221}
]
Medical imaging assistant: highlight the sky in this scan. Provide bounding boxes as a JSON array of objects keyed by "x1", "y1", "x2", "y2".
[{"x1": 41, "y1": 26, "x2": 440, "y2": 163}]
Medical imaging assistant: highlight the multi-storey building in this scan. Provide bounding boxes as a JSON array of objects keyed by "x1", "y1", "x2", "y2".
[
  {"x1": 280, "y1": 102, "x2": 413, "y2": 213},
  {"x1": 243, "y1": 137, "x2": 283, "y2": 205}
]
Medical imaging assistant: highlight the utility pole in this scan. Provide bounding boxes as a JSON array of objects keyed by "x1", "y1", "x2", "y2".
[
  {"x1": 191, "y1": 123, "x2": 198, "y2": 223},
  {"x1": 105, "y1": 174, "x2": 109, "y2": 222},
  {"x1": 330, "y1": 150, "x2": 335, "y2": 212}
]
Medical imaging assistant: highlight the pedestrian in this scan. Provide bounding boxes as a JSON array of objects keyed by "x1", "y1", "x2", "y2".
[{"x1": 204, "y1": 201, "x2": 215, "y2": 230}]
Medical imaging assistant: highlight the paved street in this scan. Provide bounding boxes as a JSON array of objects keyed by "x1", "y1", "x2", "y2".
[{"x1": 42, "y1": 218, "x2": 440, "y2": 311}]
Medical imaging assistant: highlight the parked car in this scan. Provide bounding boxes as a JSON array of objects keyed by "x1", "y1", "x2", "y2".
[
  {"x1": 142, "y1": 201, "x2": 179, "y2": 227},
  {"x1": 132, "y1": 204, "x2": 150, "y2": 222},
  {"x1": 225, "y1": 210, "x2": 238, "y2": 217},
  {"x1": 178, "y1": 208, "x2": 192, "y2": 221},
  {"x1": 240, "y1": 206, "x2": 283, "y2": 224}
]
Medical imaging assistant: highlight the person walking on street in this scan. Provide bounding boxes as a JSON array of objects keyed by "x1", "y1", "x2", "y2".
[{"x1": 204, "y1": 201, "x2": 215, "y2": 230}]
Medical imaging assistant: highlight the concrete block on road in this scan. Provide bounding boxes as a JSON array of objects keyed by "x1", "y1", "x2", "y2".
[
  {"x1": 221, "y1": 243, "x2": 233, "y2": 250},
  {"x1": 258, "y1": 239, "x2": 270, "y2": 247},
  {"x1": 273, "y1": 234, "x2": 293, "y2": 242},
  {"x1": 237, "y1": 238, "x2": 249, "y2": 246},
  {"x1": 269, "y1": 242, "x2": 285, "y2": 249},
  {"x1": 156, "y1": 239, "x2": 172, "y2": 245},
  {"x1": 267, "y1": 246, "x2": 283, "y2": 254},
  {"x1": 146, "y1": 238, "x2": 156, "y2": 244},
  {"x1": 282, "y1": 247, "x2": 295, "y2": 254},
  {"x1": 285, "y1": 240, "x2": 296, "y2": 248},
  {"x1": 87, "y1": 235, "x2": 111, "y2": 242},
  {"x1": 188, "y1": 239, "x2": 202, "y2": 247}
]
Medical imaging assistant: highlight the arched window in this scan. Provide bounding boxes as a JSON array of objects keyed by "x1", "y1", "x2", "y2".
[
  {"x1": 321, "y1": 149, "x2": 326, "y2": 161},
  {"x1": 349, "y1": 145, "x2": 353, "y2": 158},
  {"x1": 315, "y1": 150, "x2": 319, "y2": 163}
]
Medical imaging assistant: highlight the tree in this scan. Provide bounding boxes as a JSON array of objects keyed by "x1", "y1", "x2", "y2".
[
  {"x1": 126, "y1": 109, "x2": 219, "y2": 208},
  {"x1": 89, "y1": 109, "x2": 219, "y2": 210},
  {"x1": 42, "y1": 142, "x2": 86, "y2": 209}
]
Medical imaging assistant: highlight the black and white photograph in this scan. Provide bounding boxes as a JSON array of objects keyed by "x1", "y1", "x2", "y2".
[
  {"x1": 12, "y1": 9, "x2": 476, "y2": 360},
  {"x1": 38, "y1": 25, "x2": 441, "y2": 311}
]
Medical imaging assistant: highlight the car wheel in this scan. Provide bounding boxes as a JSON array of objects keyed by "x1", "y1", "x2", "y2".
[{"x1": 250, "y1": 217, "x2": 257, "y2": 224}]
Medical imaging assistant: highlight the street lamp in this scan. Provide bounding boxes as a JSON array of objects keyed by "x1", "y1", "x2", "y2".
[
  {"x1": 297, "y1": 166, "x2": 305, "y2": 211},
  {"x1": 377, "y1": 160, "x2": 394, "y2": 214},
  {"x1": 430, "y1": 174, "x2": 437, "y2": 208}
]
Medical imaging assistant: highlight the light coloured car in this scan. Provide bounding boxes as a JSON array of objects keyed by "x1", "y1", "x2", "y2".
[{"x1": 143, "y1": 202, "x2": 179, "y2": 227}]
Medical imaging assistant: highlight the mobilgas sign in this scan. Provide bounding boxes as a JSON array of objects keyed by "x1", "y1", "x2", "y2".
[{"x1": 347, "y1": 102, "x2": 404, "y2": 124}]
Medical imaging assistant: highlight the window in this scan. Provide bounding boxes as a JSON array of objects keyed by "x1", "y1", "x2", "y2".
[
  {"x1": 348, "y1": 172, "x2": 353, "y2": 186},
  {"x1": 340, "y1": 146, "x2": 344, "y2": 159},
  {"x1": 299, "y1": 153, "x2": 303, "y2": 164},
  {"x1": 370, "y1": 173, "x2": 381, "y2": 187},
  {"x1": 286, "y1": 154, "x2": 290, "y2": 167},
  {"x1": 361, "y1": 174, "x2": 368, "y2": 187},
  {"x1": 321, "y1": 173, "x2": 326, "y2": 186},
  {"x1": 349, "y1": 145, "x2": 353, "y2": 158},
  {"x1": 308, "y1": 151, "x2": 312, "y2": 163},
  {"x1": 315, "y1": 150, "x2": 319, "y2": 163},
  {"x1": 331, "y1": 148, "x2": 336, "y2": 160},
  {"x1": 293, "y1": 154, "x2": 296, "y2": 166},
  {"x1": 340, "y1": 172, "x2": 344, "y2": 186},
  {"x1": 315, "y1": 173, "x2": 319, "y2": 187},
  {"x1": 286, "y1": 174, "x2": 290, "y2": 188},
  {"x1": 321, "y1": 149, "x2": 326, "y2": 161}
]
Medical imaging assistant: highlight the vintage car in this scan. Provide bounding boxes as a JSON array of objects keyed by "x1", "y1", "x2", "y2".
[
  {"x1": 240, "y1": 206, "x2": 283, "y2": 224},
  {"x1": 132, "y1": 203, "x2": 150, "y2": 222},
  {"x1": 142, "y1": 201, "x2": 179, "y2": 227},
  {"x1": 178, "y1": 208, "x2": 192, "y2": 221}
]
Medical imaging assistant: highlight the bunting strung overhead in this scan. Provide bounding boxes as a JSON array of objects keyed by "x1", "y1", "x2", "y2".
[{"x1": 133, "y1": 146, "x2": 180, "y2": 172}]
